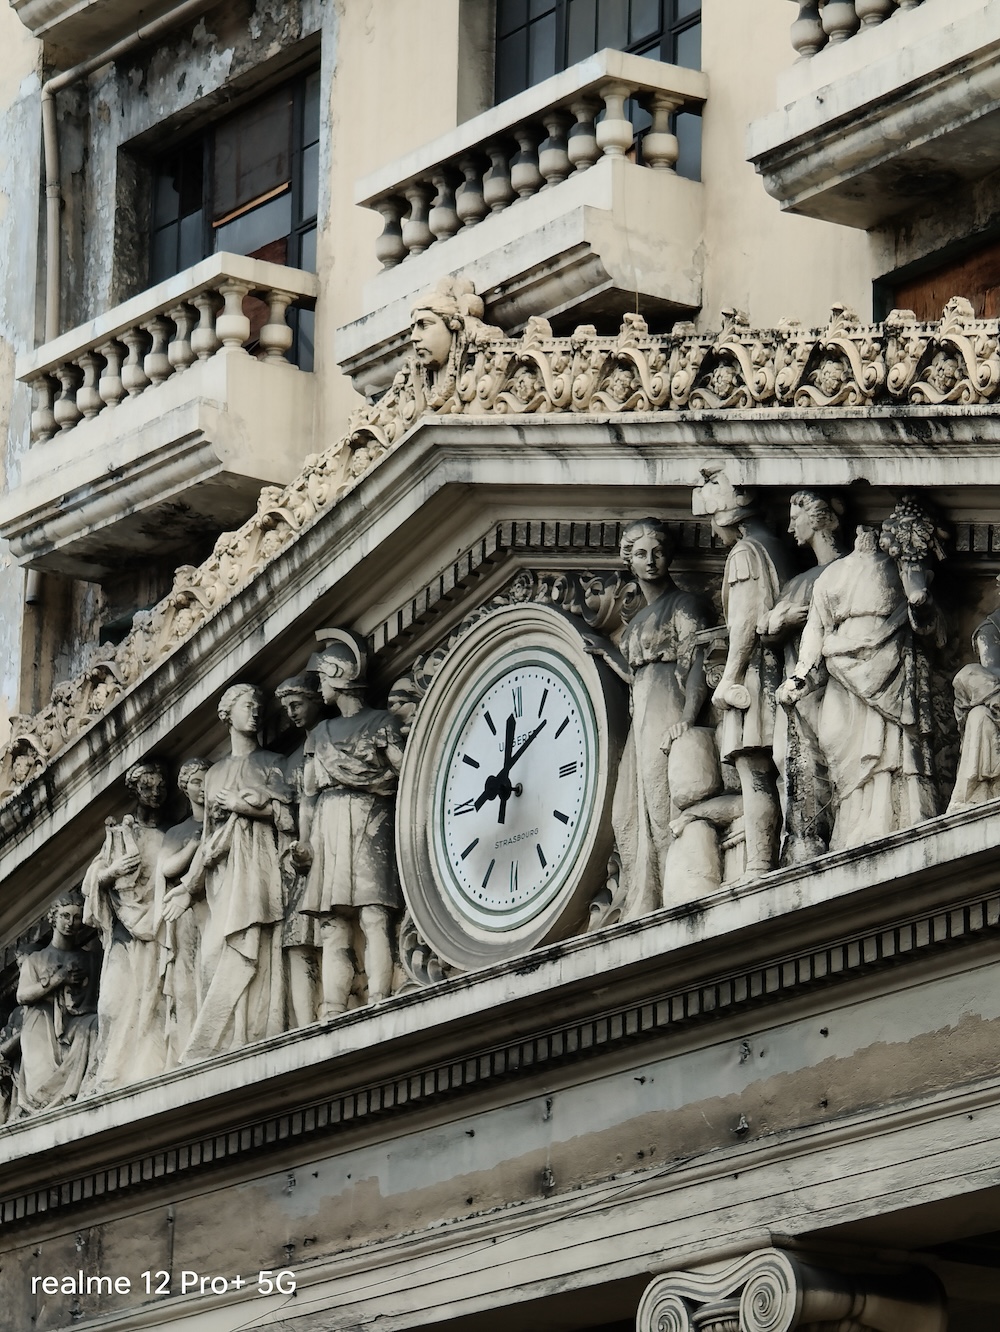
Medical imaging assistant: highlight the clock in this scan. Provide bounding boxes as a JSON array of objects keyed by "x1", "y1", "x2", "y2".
[{"x1": 396, "y1": 603, "x2": 627, "y2": 971}]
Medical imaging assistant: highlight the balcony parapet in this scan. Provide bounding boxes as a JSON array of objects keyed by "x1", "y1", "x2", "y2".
[
  {"x1": 340, "y1": 50, "x2": 707, "y2": 394},
  {"x1": 750, "y1": 0, "x2": 1000, "y2": 228},
  {"x1": 3, "y1": 283, "x2": 1000, "y2": 798},
  {"x1": 19, "y1": 253, "x2": 317, "y2": 446}
]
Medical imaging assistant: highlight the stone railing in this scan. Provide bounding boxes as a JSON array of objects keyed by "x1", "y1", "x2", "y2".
[
  {"x1": 356, "y1": 48, "x2": 707, "y2": 271},
  {"x1": 790, "y1": 0, "x2": 924, "y2": 57},
  {"x1": 18, "y1": 254, "x2": 319, "y2": 444}
]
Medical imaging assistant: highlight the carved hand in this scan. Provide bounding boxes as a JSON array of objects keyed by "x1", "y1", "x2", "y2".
[
  {"x1": 161, "y1": 889, "x2": 192, "y2": 921},
  {"x1": 775, "y1": 676, "x2": 806, "y2": 708},
  {"x1": 104, "y1": 852, "x2": 141, "y2": 884},
  {"x1": 661, "y1": 719, "x2": 690, "y2": 753},
  {"x1": 289, "y1": 840, "x2": 313, "y2": 870}
]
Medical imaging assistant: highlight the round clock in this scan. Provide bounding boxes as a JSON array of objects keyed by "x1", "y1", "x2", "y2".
[{"x1": 396, "y1": 603, "x2": 627, "y2": 971}]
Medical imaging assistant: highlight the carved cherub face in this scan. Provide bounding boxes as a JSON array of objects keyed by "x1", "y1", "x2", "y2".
[
  {"x1": 511, "y1": 366, "x2": 539, "y2": 402},
  {"x1": 608, "y1": 366, "x2": 634, "y2": 402},
  {"x1": 708, "y1": 363, "x2": 737, "y2": 398},
  {"x1": 410, "y1": 310, "x2": 453, "y2": 370},
  {"x1": 349, "y1": 446, "x2": 372, "y2": 478},
  {"x1": 815, "y1": 358, "x2": 846, "y2": 397},
  {"x1": 11, "y1": 754, "x2": 35, "y2": 784},
  {"x1": 926, "y1": 352, "x2": 959, "y2": 393}
]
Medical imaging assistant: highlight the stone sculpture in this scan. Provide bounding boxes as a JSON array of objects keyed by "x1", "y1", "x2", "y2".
[
  {"x1": 294, "y1": 630, "x2": 405, "y2": 1019},
  {"x1": 693, "y1": 470, "x2": 793, "y2": 875},
  {"x1": 165, "y1": 685, "x2": 293, "y2": 1062},
  {"x1": 157, "y1": 758, "x2": 210, "y2": 1065},
  {"x1": 610, "y1": 518, "x2": 713, "y2": 916},
  {"x1": 0, "y1": 1007, "x2": 22, "y2": 1123},
  {"x1": 949, "y1": 579, "x2": 1000, "y2": 811},
  {"x1": 15, "y1": 894, "x2": 99, "y2": 1115},
  {"x1": 83, "y1": 761, "x2": 170, "y2": 1089},
  {"x1": 275, "y1": 674, "x2": 325, "y2": 1028},
  {"x1": 765, "y1": 491, "x2": 848, "y2": 862},
  {"x1": 776, "y1": 500, "x2": 945, "y2": 849}
]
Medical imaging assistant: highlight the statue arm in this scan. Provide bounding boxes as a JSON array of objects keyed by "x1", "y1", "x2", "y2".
[{"x1": 714, "y1": 568, "x2": 760, "y2": 709}]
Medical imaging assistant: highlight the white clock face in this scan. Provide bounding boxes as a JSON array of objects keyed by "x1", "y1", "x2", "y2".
[{"x1": 431, "y1": 651, "x2": 597, "y2": 930}]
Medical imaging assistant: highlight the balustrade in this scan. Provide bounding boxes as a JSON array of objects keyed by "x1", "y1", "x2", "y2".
[
  {"x1": 358, "y1": 49, "x2": 706, "y2": 271},
  {"x1": 789, "y1": 0, "x2": 924, "y2": 58},
  {"x1": 21, "y1": 254, "x2": 318, "y2": 444}
]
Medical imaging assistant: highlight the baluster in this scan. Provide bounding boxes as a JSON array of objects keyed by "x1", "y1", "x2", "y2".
[
  {"x1": 167, "y1": 303, "x2": 197, "y2": 374},
  {"x1": 259, "y1": 289, "x2": 295, "y2": 364},
  {"x1": 568, "y1": 97, "x2": 600, "y2": 171},
  {"x1": 53, "y1": 364, "x2": 82, "y2": 432},
  {"x1": 30, "y1": 376, "x2": 57, "y2": 443},
  {"x1": 142, "y1": 315, "x2": 172, "y2": 384},
  {"x1": 897, "y1": 0, "x2": 921, "y2": 9},
  {"x1": 642, "y1": 92, "x2": 682, "y2": 170},
  {"x1": 428, "y1": 169, "x2": 461, "y2": 242},
  {"x1": 856, "y1": 0, "x2": 895, "y2": 24},
  {"x1": 191, "y1": 291, "x2": 222, "y2": 361},
  {"x1": 511, "y1": 125, "x2": 544, "y2": 199},
  {"x1": 596, "y1": 82, "x2": 635, "y2": 158},
  {"x1": 791, "y1": 1, "x2": 827, "y2": 56},
  {"x1": 483, "y1": 139, "x2": 516, "y2": 213},
  {"x1": 401, "y1": 182, "x2": 434, "y2": 256},
  {"x1": 374, "y1": 197, "x2": 407, "y2": 268},
  {"x1": 538, "y1": 111, "x2": 572, "y2": 188},
  {"x1": 96, "y1": 340, "x2": 125, "y2": 408},
  {"x1": 121, "y1": 327, "x2": 151, "y2": 396},
  {"x1": 215, "y1": 279, "x2": 251, "y2": 349},
  {"x1": 75, "y1": 351, "x2": 103, "y2": 418},
  {"x1": 822, "y1": 0, "x2": 860, "y2": 43},
  {"x1": 456, "y1": 154, "x2": 488, "y2": 228}
]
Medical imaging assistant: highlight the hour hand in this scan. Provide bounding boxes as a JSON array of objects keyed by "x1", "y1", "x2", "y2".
[{"x1": 509, "y1": 719, "x2": 546, "y2": 768}]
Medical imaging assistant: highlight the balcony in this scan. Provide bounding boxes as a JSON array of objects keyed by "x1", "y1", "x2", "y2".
[
  {"x1": 0, "y1": 253, "x2": 318, "y2": 580},
  {"x1": 336, "y1": 49, "x2": 707, "y2": 394},
  {"x1": 747, "y1": 0, "x2": 1000, "y2": 228}
]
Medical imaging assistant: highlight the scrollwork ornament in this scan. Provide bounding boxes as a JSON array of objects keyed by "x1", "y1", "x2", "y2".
[
  {"x1": 635, "y1": 1287, "x2": 695, "y2": 1332},
  {"x1": 739, "y1": 1255, "x2": 801, "y2": 1332}
]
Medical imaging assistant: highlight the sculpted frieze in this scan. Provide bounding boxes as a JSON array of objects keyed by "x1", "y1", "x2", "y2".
[{"x1": 2, "y1": 493, "x2": 1000, "y2": 1116}]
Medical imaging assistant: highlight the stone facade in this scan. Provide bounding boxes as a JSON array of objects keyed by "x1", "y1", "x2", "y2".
[{"x1": 2, "y1": 2, "x2": 1000, "y2": 1330}]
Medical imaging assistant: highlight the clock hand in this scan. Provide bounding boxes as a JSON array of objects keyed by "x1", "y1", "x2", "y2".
[
  {"x1": 474, "y1": 713, "x2": 517, "y2": 811},
  {"x1": 508, "y1": 718, "x2": 547, "y2": 768}
]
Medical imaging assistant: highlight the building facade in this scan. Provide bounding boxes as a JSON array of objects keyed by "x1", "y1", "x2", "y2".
[{"x1": 1, "y1": 1, "x2": 999, "y2": 1328}]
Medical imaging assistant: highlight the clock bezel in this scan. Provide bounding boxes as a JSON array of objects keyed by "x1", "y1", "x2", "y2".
[{"x1": 396, "y1": 603, "x2": 625, "y2": 971}]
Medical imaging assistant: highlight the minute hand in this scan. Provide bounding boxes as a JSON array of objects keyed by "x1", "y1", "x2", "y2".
[{"x1": 508, "y1": 719, "x2": 547, "y2": 768}]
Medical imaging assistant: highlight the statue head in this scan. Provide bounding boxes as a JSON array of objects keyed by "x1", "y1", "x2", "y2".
[
  {"x1": 692, "y1": 467, "x2": 760, "y2": 534},
  {"x1": 620, "y1": 518, "x2": 675, "y2": 584},
  {"x1": 410, "y1": 276, "x2": 485, "y2": 373},
  {"x1": 788, "y1": 490, "x2": 844, "y2": 546},
  {"x1": 124, "y1": 760, "x2": 168, "y2": 810},
  {"x1": 310, "y1": 629, "x2": 368, "y2": 706},
  {"x1": 177, "y1": 757, "x2": 211, "y2": 810},
  {"x1": 47, "y1": 891, "x2": 85, "y2": 944},
  {"x1": 218, "y1": 683, "x2": 264, "y2": 735},
  {"x1": 275, "y1": 672, "x2": 324, "y2": 731}
]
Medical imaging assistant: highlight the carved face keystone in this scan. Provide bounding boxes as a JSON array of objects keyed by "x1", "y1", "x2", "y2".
[{"x1": 410, "y1": 311, "x2": 453, "y2": 370}]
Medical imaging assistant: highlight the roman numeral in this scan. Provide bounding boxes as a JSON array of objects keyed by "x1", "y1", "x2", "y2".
[
  {"x1": 537, "y1": 687, "x2": 548, "y2": 717},
  {"x1": 536, "y1": 844, "x2": 547, "y2": 868},
  {"x1": 559, "y1": 761, "x2": 578, "y2": 778},
  {"x1": 453, "y1": 799, "x2": 475, "y2": 815},
  {"x1": 554, "y1": 716, "x2": 569, "y2": 739},
  {"x1": 553, "y1": 809, "x2": 569, "y2": 824},
  {"x1": 512, "y1": 686, "x2": 523, "y2": 718},
  {"x1": 460, "y1": 839, "x2": 479, "y2": 861},
  {"x1": 482, "y1": 859, "x2": 495, "y2": 888},
  {"x1": 509, "y1": 860, "x2": 518, "y2": 893},
  {"x1": 462, "y1": 754, "x2": 481, "y2": 769},
  {"x1": 484, "y1": 710, "x2": 497, "y2": 735}
]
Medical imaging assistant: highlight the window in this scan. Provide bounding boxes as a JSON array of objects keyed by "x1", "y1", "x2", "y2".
[
  {"x1": 150, "y1": 69, "x2": 319, "y2": 366},
  {"x1": 495, "y1": 0, "x2": 701, "y2": 179}
]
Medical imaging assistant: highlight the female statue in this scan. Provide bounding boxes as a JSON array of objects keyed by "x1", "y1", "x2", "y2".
[
  {"x1": 949, "y1": 580, "x2": 1000, "y2": 810},
  {"x1": 765, "y1": 491, "x2": 848, "y2": 862},
  {"x1": 15, "y1": 894, "x2": 99, "y2": 1114},
  {"x1": 166, "y1": 685, "x2": 293, "y2": 1061},
  {"x1": 294, "y1": 631, "x2": 405, "y2": 1019},
  {"x1": 157, "y1": 758, "x2": 210, "y2": 1064},
  {"x1": 611, "y1": 518, "x2": 713, "y2": 917}
]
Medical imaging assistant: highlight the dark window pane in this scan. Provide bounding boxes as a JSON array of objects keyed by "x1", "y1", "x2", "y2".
[
  {"x1": 496, "y1": 28, "x2": 527, "y2": 100},
  {"x1": 529, "y1": 0, "x2": 556, "y2": 15},
  {"x1": 303, "y1": 69, "x2": 321, "y2": 146},
  {"x1": 676, "y1": 0, "x2": 700, "y2": 17},
  {"x1": 597, "y1": 0, "x2": 628, "y2": 50},
  {"x1": 299, "y1": 142, "x2": 319, "y2": 223},
  {"x1": 675, "y1": 109, "x2": 700, "y2": 180},
  {"x1": 178, "y1": 209, "x2": 205, "y2": 270},
  {"x1": 298, "y1": 225, "x2": 317, "y2": 272},
  {"x1": 528, "y1": 11, "x2": 558, "y2": 85},
  {"x1": 177, "y1": 145, "x2": 203, "y2": 216},
  {"x1": 566, "y1": 0, "x2": 598, "y2": 63},
  {"x1": 675, "y1": 21, "x2": 700, "y2": 68},
  {"x1": 213, "y1": 87, "x2": 293, "y2": 221},
  {"x1": 498, "y1": 0, "x2": 528, "y2": 36},
  {"x1": 153, "y1": 157, "x2": 180, "y2": 225},
  {"x1": 294, "y1": 307, "x2": 315, "y2": 372},
  {"x1": 214, "y1": 191, "x2": 291, "y2": 256},
  {"x1": 151, "y1": 223, "x2": 177, "y2": 284},
  {"x1": 629, "y1": 0, "x2": 660, "y2": 42}
]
